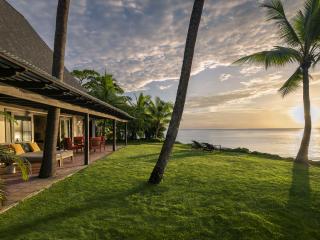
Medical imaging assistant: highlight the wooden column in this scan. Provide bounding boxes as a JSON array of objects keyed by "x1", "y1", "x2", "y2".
[
  {"x1": 84, "y1": 113, "x2": 90, "y2": 165},
  {"x1": 125, "y1": 122, "x2": 128, "y2": 146},
  {"x1": 91, "y1": 119, "x2": 96, "y2": 137},
  {"x1": 113, "y1": 119, "x2": 116, "y2": 151}
]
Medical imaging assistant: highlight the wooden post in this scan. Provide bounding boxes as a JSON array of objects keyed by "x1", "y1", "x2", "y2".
[
  {"x1": 125, "y1": 122, "x2": 128, "y2": 146},
  {"x1": 91, "y1": 119, "x2": 96, "y2": 137},
  {"x1": 84, "y1": 113, "x2": 90, "y2": 165},
  {"x1": 113, "y1": 119, "x2": 116, "y2": 151}
]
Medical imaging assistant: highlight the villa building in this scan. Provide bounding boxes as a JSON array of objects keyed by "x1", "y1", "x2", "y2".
[{"x1": 0, "y1": 1, "x2": 132, "y2": 168}]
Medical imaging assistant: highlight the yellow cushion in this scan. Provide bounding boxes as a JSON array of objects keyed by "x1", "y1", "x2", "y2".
[
  {"x1": 29, "y1": 142, "x2": 41, "y2": 152},
  {"x1": 10, "y1": 144, "x2": 25, "y2": 155}
]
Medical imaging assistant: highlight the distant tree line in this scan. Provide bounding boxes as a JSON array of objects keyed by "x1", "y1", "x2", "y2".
[{"x1": 71, "y1": 69, "x2": 173, "y2": 140}]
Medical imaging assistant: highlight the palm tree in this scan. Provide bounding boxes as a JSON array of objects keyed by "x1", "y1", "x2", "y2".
[
  {"x1": 145, "y1": 97, "x2": 173, "y2": 139},
  {"x1": 39, "y1": 0, "x2": 70, "y2": 178},
  {"x1": 148, "y1": 0, "x2": 205, "y2": 184},
  {"x1": 83, "y1": 70, "x2": 129, "y2": 109},
  {"x1": 129, "y1": 93, "x2": 151, "y2": 139},
  {"x1": 71, "y1": 69, "x2": 100, "y2": 85},
  {"x1": 234, "y1": 0, "x2": 320, "y2": 165}
]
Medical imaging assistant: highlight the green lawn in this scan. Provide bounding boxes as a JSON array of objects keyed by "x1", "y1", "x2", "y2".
[{"x1": 0, "y1": 143, "x2": 320, "y2": 240}]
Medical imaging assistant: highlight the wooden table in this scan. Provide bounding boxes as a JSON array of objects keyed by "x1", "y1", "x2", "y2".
[{"x1": 56, "y1": 150, "x2": 74, "y2": 167}]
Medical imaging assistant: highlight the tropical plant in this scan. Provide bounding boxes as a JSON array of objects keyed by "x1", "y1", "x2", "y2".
[
  {"x1": 148, "y1": 0, "x2": 205, "y2": 184},
  {"x1": 83, "y1": 70, "x2": 130, "y2": 110},
  {"x1": 0, "y1": 112, "x2": 30, "y2": 203},
  {"x1": 0, "y1": 111, "x2": 14, "y2": 122},
  {"x1": 145, "y1": 97, "x2": 173, "y2": 139},
  {"x1": 128, "y1": 93, "x2": 152, "y2": 139},
  {"x1": 40, "y1": 0, "x2": 70, "y2": 178},
  {"x1": 0, "y1": 146, "x2": 31, "y2": 203},
  {"x1": 72, "y1": 68, "x2": 174, "y2": 141},
  {"x1": 71, "y1": 69, "x2": 99, "y2": 85},
  {"x1": 234, "y1": 0, "x2": 320, "y2": 165}
]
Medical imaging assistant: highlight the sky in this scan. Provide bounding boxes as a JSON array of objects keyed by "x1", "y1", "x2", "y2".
[{"x1": 8, "y1": 0, "x2": 320, "y2": 129}]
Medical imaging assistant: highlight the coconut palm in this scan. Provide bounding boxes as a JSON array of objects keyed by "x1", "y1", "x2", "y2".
[
  {"x1": 145, "y1": 97, "x2": 173, "y2": 139},
  {"x1": 234, "y1": 0, "x2": 320, "y2": 164},
  {"x1": 128, "y1": 93, "x2": 152, "y2": 139},
  {"x1": 71, "y1": 69, "x2": 100, "y2": 85},
  {"x1": 39, "y1": 0, "x2": 70, "y2": 178},
  {"x1": 83, "y1": 71, "x2": 129, "y2": 109},
  {"x1": 148, "y1": 0, "x2": 205, "y2": 184}
]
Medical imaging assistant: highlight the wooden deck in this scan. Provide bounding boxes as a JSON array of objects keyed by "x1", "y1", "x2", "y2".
[{"x1": 0, "y1": 145, "x2": 118, "y2": 212}]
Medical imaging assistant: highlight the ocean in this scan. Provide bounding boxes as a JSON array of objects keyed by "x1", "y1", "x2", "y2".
[{"x1": 176, "y1": 128, "x2": 320, "y2": 161}]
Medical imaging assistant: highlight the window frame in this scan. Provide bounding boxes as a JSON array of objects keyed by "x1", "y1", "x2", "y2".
[{"x1": 14, "y1": 115, "x2": 32, "y2": 142}]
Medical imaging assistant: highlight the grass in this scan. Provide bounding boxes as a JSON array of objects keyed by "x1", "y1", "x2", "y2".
[{"x1": 0, "y1": 143, "x2": 320, "y2": 240}]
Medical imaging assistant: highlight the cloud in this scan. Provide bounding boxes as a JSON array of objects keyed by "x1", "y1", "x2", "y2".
[
  {"x1": 8, "y1": 0, "x2": 302, "y2": 92},
  {"x1": 9, "y1": 0, "x2": 318, "y2": 128},
  {"x1": 219, "y1": 73, "x2": 231, "y2": 82},
  {"x1": 240, "y1": 66, "x2": 264, "y2": 76},
  {"x1": 159, "y1": 84, "x2": 173, "y2": 90},
  {"x1": 185, "y1": 74, "x2": 284, "y2": 114}
]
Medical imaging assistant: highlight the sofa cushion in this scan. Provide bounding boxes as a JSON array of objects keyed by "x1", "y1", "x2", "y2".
[
  {"x1": 29, "y1": 142, "x2": 41, "y2": 152},
  {"x1": 21, "y1": 143, "x2": 32, "y2": 152},
  {"x1": 10, "y1": 143, "x2": 25, "y2": 155}
]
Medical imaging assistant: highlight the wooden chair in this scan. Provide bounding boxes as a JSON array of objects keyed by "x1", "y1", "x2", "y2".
[
  {"x1": 100, "y1": 136, "x2": 106, "y2": 150},
  {"x1": 191, "y1": 140, "x2": 205, "y2": 150},
  {"x1": 63, "y1": 138, "x2": 82, "y2": 152},
  {"x1": 74, "y1": 136, "x2": 84, "y2": 151},
  {"x1": 90, "y1": 137, "x2": 102, "y2": 152},
  {"x1": 202, "y1": 142, "x2": 222, "y2": 151}
]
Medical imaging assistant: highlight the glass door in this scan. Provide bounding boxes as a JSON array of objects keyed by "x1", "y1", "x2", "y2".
[{"x1": 60, "y1": 117, "x2": 72, "y2": 141}]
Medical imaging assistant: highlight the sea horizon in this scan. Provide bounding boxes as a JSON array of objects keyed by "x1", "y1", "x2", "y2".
[
  {"x1": 177, "y1": 128, "x2": 320, "y2": 161},
  {"x1": 180, "y1": 127, "x2": 320, "y2": 130}
]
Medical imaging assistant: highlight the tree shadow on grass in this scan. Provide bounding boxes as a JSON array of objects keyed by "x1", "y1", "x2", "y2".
[
  {"x1": 283, "y1": 163, "x2": 313, "y2": 239},
  {"x1": 128, "y1": 149, "x2": 217, "y2": 163},
  {"x1": 0, "y1": 181, "x2": 166, "y2": 239}
]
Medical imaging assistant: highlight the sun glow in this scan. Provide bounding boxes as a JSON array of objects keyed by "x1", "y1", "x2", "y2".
[{"x1": 290, "y1": 106, "x2": 320, "y2": 125}]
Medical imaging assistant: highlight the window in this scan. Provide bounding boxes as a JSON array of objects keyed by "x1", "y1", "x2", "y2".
[
  {"x1": 60, "y1": 117, "x2": 72, "y2": 141},
  {"x1": 14, "y1": 116, "x2": 32, "y2": 142},
  {"x1": 4, "y1": 111, "x2": 12, "y2": 143}
]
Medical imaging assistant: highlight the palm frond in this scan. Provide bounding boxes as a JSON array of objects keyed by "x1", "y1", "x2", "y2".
[
  {"x1": 278, "y1": 67, "x2": 303, "y2": 97},
  {"x1": 313, "y1": 53, "x2": 320, "y2": 67},
  {"x1": 301, "y1": 0, "x2": 320, "y2": 47},
  {"x1": 0, "y1": 111, "x2": 15, "y2": 123},
  {"x1": 293, "y1": 10, "x2": 306, "y2": 43},
  {"x1": 261, "y1": 0, "x2": 302, "y2": 48},
  {"x1": 234, "y1": 46, "x2": 301, "y2": 69},
  {"x1": 0, "y1": 145, "x2": 31, "y2": 181}
]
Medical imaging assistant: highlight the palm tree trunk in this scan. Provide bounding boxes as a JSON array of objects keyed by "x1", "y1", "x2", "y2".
[
  {"x1": 148, "y1": 0, "x2": 205, "y2": 184},
  {"x1": 39, "y1": 0, "x2": 70, "y2": 178},
  {"x1": 295, "y1": 66, "x2": 312, "y2": 165}
]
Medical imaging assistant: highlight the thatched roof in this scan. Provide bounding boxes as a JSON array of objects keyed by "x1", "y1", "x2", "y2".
[{"x1": 0, "y1": 1, "x2": 132, "y2": 120}]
